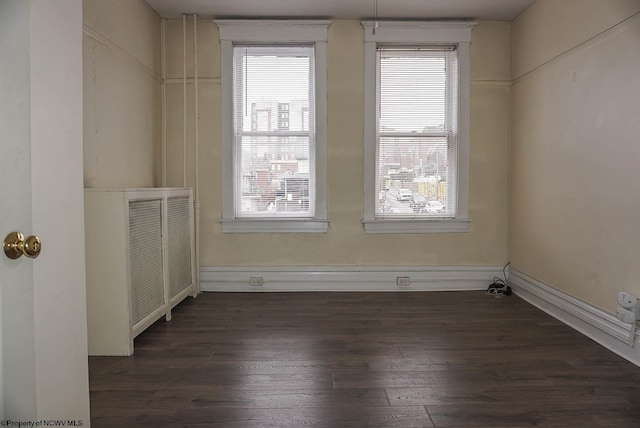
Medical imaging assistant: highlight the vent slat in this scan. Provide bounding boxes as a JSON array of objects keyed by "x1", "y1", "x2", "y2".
[
  {"x1": 167, "y1": 197, "x2": 192, "y2": 298},
  {"x1": 129, "y1": 200, "x2": 165, "y2": 325}
]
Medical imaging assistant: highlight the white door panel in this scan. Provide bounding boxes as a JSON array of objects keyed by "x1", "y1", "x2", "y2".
[
  {"x1": 0, "y1": 0, "x2": 90, "y2": 422},
  {"x1": 0, "y1": 1, "x2": 36, "y2": 418}
]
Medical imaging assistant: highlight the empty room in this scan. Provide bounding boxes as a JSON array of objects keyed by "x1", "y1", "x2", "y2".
[{"x1": 1, "y1": 0, "x2": 639, "y2": 427}]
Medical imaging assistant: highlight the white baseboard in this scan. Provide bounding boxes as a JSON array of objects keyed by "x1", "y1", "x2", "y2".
[
  {"x1": 200, "y1": 265, "x2": 503, "y2": 292},
  {"x1": 509, "y1": 269, "x2": 640, "y2": 367}
]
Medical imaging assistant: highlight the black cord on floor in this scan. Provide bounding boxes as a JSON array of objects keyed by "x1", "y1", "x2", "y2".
[{"x1": 487, "y1": 261, "x2": 511, "y2": 298}]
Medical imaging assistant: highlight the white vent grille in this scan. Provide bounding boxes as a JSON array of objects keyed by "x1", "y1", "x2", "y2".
[
  {"x1": 128, "y1": 199, "x2": 165, "y2": 325},
  {"x1": 167, "y1": 197, "x2": 192, "y2": 298}
]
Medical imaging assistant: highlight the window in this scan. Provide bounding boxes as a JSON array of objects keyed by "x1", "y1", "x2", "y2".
[
  {"x1": 217, "y1": 20, "x2": 331, "y2": 233},
  {"x1": 234, "y1": 46, "x2": 313, "y2": 217},
  {"x1": 362, "y1": 21, "x2": 475, "y2": 233}
]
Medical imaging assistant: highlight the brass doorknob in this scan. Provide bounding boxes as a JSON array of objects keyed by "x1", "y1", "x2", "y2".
[{"x1": 3, "y1": 232, "x2": 42, "y2": 259}]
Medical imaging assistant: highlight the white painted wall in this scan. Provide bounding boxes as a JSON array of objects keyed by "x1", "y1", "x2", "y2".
[
  {"x1": 510, "y1": 0, "x2": 640, "y2": 312},
  {"x1": 512, "y1": 0, "x2": 640, "y2": 79},
  {"x1": 83, "y1": 0, "x2": 162, "y2": 188}
]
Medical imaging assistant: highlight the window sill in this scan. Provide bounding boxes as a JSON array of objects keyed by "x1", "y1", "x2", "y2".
[
  {"x1": 221, "y1": 218, "x2": 329, "y2": 234},
  {"x1": 362, "y1": 218, "x2": 470, "y2": 234}
]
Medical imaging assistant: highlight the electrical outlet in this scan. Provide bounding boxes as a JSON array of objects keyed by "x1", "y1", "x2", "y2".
[
  {"x1": 396, "y1": 276, "x2": 411, "y2": 287},
  {"x1": 617, "y1": 307, "x2": 637, "y2": 324},
  {"x1": 249, "y1": 277, "x2": 264, "y2": 287},
  {"x1": 618, "y1": 292, "x2": 638, "y2": 309}
]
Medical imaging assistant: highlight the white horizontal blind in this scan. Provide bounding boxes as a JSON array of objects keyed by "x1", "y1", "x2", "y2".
[
  {"x1": 376, "y1": 46, "x2": 458, "y2": 218},
  {"x1": 233, "y1": 45, "x2": 315, "y2": 218}
]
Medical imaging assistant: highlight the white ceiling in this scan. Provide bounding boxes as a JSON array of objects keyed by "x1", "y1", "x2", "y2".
[{"x1": 145, "y1": 0, "x2": 536, "y2": 21}]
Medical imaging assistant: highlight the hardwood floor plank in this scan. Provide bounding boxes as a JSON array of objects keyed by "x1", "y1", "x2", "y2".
[
  {"x1": 332, "y1": 369, "x2": 511, "y2": 389},
  {"x1": 169, "y1": 406, "x2": 432, "y2": 427},
  {"x1": 167, "y1": 372, "x2": 335, "y2": 390},
  {"x1": 151, "y1": 387, "x2": 389, "y2": 409},
  {"x1": 89, "y1": 390, "x2": 157, "y2": 417},
  {"x1": 387, "y1": 384, "x2": 636, "y2": 406}
]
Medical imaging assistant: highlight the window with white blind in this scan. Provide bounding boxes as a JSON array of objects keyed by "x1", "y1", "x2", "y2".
[
  {"x1": 362, "y1": 21, "x2": 475, "y2": 233},
  {"x1": 233, "y1": 46, "x2": 314, "y2": 217},
  {"x1": 377, "y1": 47, "x2": 458, "y2": 218},
  {"x1": 217, "y1": 20, "x2": 330, "y2": 233}
]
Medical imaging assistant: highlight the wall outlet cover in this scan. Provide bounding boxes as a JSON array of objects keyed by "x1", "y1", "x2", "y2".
[
  {"x1": 618, "y1": 292, "x2": 638, "y2": 309},
  {"x1": 396, "y1": 276, "x2": 411, "y2": 287},
  {"x1": 616, "y1": 307, "x2": 637, "y2": 324},
  {"x1": 249, "y1": 277, "x2": 264, "y2": 287}
]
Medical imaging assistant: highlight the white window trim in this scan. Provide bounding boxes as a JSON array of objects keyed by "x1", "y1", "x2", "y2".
[
  {"x1": 361, "y1": 21, "x2": 476, "y2": 234},
  {"x1": 217, "y1": 20, "x2": 331, "y2": 233}
]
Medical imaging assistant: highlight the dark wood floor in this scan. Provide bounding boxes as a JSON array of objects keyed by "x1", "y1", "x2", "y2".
[{"x1": 89, "y1": 291, "x2": 640, "y2": 427}]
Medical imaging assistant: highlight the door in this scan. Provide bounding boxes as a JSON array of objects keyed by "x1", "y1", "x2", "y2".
[{"x1": 0, "y1": 0, "x2": 90, "y2": 422}]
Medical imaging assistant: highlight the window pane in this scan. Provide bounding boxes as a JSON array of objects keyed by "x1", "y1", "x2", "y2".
[
  {"x1": 376, "y1": 47, "x2": 458, "y2": 219},
  {"x1": 376, "y1": 137, "x2": 453, "y2": 218},
  {"x1": 233, "y1": 45, "x2": 315, "y2": 218},
  {"x1": 238, "y1": 135, "x2": 311, "y2": 216},
  {"x1": 379, "y1": 51, "x2": 447, "y2": 133},
  {"x1": 235, "y1": 46, "x2": 314, "y2": 133}
]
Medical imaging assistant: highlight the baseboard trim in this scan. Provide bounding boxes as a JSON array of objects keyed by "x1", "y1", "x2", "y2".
[
  {"x1": 509, "y1": 269, "x2": 640, "y2": 367},
  {"x1": 200, "y1": 266, "x2": 503, "y2": 292}
]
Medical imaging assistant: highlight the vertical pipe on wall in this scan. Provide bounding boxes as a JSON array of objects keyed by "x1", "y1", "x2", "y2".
[
  {"x1": 160, "y1": 18, "x2": 167, "y2": 187},
  {"x1": 193, "y1": 14, "x2": 200, "y2": 293},
  {"x1": 182, "y1": 14, "x2": 187, "y2": 187}
]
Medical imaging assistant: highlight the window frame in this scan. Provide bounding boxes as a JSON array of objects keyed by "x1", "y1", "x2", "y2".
[
  {"x1": 361, "y1": 21, "x2": 476, "y2": 234},
  {"x1": 217, "y1": 20, "x2": 331, "y2": 233}
]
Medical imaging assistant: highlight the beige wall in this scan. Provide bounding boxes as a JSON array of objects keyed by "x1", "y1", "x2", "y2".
[
  {"x1": 165, "y1": 19, "x2": 511, "y2": 268},
  {"x1": 512, "y1": 0, "x2": 640, "y2": 79},
  {"x1": 83, "y1": 0, "x2": 162, "y2": 187},
  {"x1": 510, "y1": 0, "x2": 640, "y2": 312}
]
